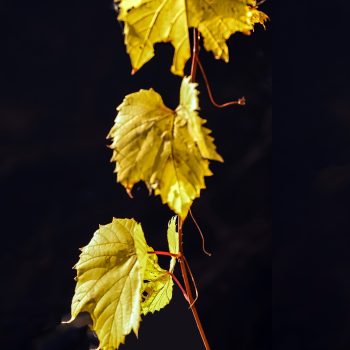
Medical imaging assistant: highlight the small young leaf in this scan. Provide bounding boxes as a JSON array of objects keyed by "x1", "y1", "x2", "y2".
[
  {"x1": 140, "y1": 217, "x2": 179, "y2": 315},
  {"x1": 108, "y1": 77, "x2": 223, "y2": 218},
  {"x1": 141, "y1": 249, "x2": 174, "y2": 315},
  {"x1": 116, "y1": 0, "x2": 267, "y2": 75},
  {"x1": 71, "y1": 218, "x2": 149, "y2": 350},
  {"x1": 167, "y1": 216, "x2": 179, "y2": 272}
]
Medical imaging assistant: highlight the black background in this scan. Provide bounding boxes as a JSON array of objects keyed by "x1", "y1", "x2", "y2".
[
  {"x1": 274, "y1": 2, "x2": 350, "y2": 350},
  {"x1": 2, "y1": 1, "x2": 349, "y2": 350}
]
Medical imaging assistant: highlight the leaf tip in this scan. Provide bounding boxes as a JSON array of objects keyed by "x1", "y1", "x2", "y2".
[{"x1": 126, "y1": 187, "x2": 134, "y2": 198}]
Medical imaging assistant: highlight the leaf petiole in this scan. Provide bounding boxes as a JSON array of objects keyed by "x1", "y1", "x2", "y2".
[
  {"x1": 167, "y1": 271, "x2": 190, "y2": 304},
  {"x1": 149, "y1": 250, "x2": 181, "y2": 258}
]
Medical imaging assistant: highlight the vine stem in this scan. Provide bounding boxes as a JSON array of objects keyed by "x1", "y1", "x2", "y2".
[
  {"x1": 178, "y1": 216, "x2": 211, "y2": 350},
  {"x1": 190, "y1": 28, "x2": 200, "y2": 81},
  {"x1": 176, "y1": 28, "x2": 211, "y2": 350}
]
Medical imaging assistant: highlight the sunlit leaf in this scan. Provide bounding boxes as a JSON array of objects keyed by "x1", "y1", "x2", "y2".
[
  {"x1": 141, "y1": 248, "x2": 174, "y2": 315},
  {"x1": 70, "y1": 218, "x2": 181, "y2": 349},
  {"x1": 70, "y1": 218, "x2": 149, "y2": 349},
  {"x1": 141, "y1": 217, "x2": 179, "y2": 315},
  {"x1": 167, "y1": 216, "x2": 179, "y2": 272},
  {"x1": 116, "y1": 0, "x2": 267, "y2": 75},
  {"x1": 108, "y1": 76, "x2": 223, "y2": 218}
]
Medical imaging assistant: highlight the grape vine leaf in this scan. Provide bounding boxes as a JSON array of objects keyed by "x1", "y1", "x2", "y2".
[
  {"x1": 70, "y1": 218, "x2": 150, "y2": 349},
  {"x1": 141, "y1": 216, "x2": 179, "y2": 314},
  {"x1": 141, "y1": 248, "x2": 174, "y2": 315},
  {"x1": 116, "y1": 0, "x2": 268, "y2": 75},
  {"x1": 167, "y1": 216, "x2": 179, "y2": 272},
  {"x1": 108, "y1": 77, "x2": 223, "y2": 219},
  {"x1": 70, "y1": 218, "x2": 180, "y2": 349}
]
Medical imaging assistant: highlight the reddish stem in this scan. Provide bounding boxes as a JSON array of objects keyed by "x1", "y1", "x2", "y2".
[
  {"x1": 183, "y1": 255, "x2": 199, "y2": 308},
  {"x1": 149, "y1": 250, "x2": 180, "y2": 258},
  {"x1": 190, "y1": 29, "x2": 200, "y2": 81},
  {"x1": 168, "y1": 271, "x2": 190, "y2": 303},
  {"x1": 181, "y1": 29, "x2": 212, "y2": 350},
  {"x1": 189, "y1": 209, "x2": 212, "y2": 256},
  {"x1": 178, "y1": 216, "x2": 211, "y2": 350},
  {"x1": 196, "y1": 56, "x2": 246, "y2": 108}
]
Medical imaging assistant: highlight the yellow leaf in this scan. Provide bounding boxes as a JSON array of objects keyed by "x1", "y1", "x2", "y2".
[
  {"x1": 141, "y1": 248, "x2": 174, "y2": 315},
  {"x1": 140, "y1": 217, "x2": 179, "y2": 314},
  {"x1": 108, "y1": 76, "x2": 223, "y2": 218},
  {"x1": 117, "y1": 0, "x2": 142, "y2": 17},
  {"x1": 116, "y1": 0, "x2": 267, "y2": 75},
  {"x1": 167, "y1": 216, "x2": 179, "y2": 272},
  {"x1": 190, "y1": 1, "x2": 269, "y2": 63},
  {"x1": 71, "y1": 218, "x2": 149, "y2": 349}
]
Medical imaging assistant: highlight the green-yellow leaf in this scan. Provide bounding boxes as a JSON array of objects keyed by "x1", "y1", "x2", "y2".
[
  {"x1": 140, "y1": 217, "x2": 179, "y2": 315},
  {"x1": 71, "y1": 218, "x2": 149, "y2": 350},
  {"x1": 117, "y1": 0, "x2": 142, "y2": 16},
  {"x1": 108, "y1": 76, "x2": 223, "y2": 219},
  {"x1": 116, "y1": 0, "x2": 268, "y2": 75},
  {"x1": 167, "y1": 216, "x2": 179, "y2": 272},
  {"x1": 141, "y1": 248, "x2": 174, "y2": 315},
  {"x1": 70, "y1": 218, "x2": 179, "y2": 349}
]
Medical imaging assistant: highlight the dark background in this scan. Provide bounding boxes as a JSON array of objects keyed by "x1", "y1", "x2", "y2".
[
  {"x1": 273, "y1": 2, "x2": 350, "y2": 350},
  {"x1": 5, "y1": 1, "x2": 349, "y2": 350}
]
